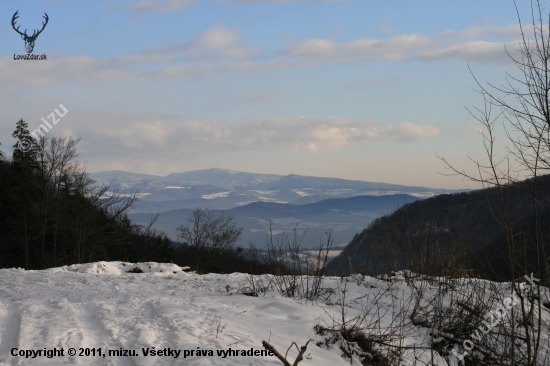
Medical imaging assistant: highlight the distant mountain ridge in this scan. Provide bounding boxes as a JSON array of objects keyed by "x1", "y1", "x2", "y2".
[
  {"x1": 91, "y1": 168, "x2": 466, "y2": 248},
  {"x1": 228, "y1": 195, "x2": 414, "y2": 217},
  {"x1": 164, "y1": 169, "x2": 283, "y2": 187},
  {"x1": 90, "y1": 168, "x2": 456, "y2": 191},
  {"x1": 90, "y1": 168, "x2": 460, "y2": 196},
  {"x1": 129, "y1": 194, "x2": 421, "y2": 248}
]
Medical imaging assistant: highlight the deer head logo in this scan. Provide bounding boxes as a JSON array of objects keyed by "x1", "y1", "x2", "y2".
[{"x1": 12, "y1": 11, "x2": 49, "y2": 54}]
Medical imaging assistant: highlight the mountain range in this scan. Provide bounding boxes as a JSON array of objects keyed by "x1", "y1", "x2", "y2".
[
  {"x1": 90, "y1": 168, "x2": 459, "y2": 212},
  {"x1": 89, "y1": 168, "x2": 465, "y2": 248},
  {"x1": 128, "y1": 194, "x2": 421, "y2": 247}
]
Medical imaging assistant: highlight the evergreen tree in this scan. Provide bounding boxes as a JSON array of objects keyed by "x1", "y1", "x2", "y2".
[
  {"x1": 12, "y1": 118, "x2": 39, "y2": 171},
  {"x1": 1, "y1": 120, "x2": 174, "y2": 270},
  {"x1": 9, "y1": 119, "x2": 42, "y2": 268}
]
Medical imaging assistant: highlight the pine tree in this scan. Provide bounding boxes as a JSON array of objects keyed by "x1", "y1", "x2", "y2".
[
  {"x1": 10, "y1": 119, "x2": 41, "y2": 269},
  {"x1": 12, "y1": 118, "x2": 39, "y2": 171}
]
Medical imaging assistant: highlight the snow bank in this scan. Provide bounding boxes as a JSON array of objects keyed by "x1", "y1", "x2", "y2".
[
  {"x1": 47, "y1": 261, "x2": 189, "y2": 275},
  {"x1": 0, "y1": 262, "x2": 345, "y2": 365},
  {"x1": 0, "y1": 263, "x2": 547, "y2": 365}
]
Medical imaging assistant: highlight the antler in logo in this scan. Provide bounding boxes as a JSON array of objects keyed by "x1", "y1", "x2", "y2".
[{"x1": 12, "y1": 11, "x2": 49, "y2": 54}]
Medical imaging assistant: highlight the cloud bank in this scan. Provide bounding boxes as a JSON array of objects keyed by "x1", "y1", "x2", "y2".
[
  {"x1": 77, "y1": 115, "x2": 441, "y2": 159},
  {"x1": 0, "y1": 24, "x2": 520, "y2": 85},
  {"x1": 284, "y1": 31, "x2": 516, "y2": 64}
]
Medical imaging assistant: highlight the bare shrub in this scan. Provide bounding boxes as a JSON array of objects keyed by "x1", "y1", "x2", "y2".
[
  {"x1": 245, "y1": 225, "x2": 334, "y2": 301},
  {"x1": 175, "y1": 207, "x2": 242, "y2": 273}
]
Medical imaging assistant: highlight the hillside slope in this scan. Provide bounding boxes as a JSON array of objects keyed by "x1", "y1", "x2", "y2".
[{"x1": 327, "y1": 181, "x2": 542, "y2": 279}]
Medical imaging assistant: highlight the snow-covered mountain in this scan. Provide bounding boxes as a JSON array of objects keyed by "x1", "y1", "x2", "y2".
[
  {"x1": 90, "y1": 169, "x2": 463, "y2": 248},
  {"x1": 89, "y1": 168, "x2": 460, "y2": 213}
]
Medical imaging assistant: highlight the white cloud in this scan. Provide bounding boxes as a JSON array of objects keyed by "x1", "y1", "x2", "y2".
[
  {"x1": 148, "y1": 25, "x2": 261, "y2": 61},
  {"x1": 0, "y1": 22, "x2": 523, "y2": 87},
  {"x1": 0, "y1": 54, "x2": 192, "y2": 85},
  {"x1": 389, "y1": 121, "x2": 441, "y2": 142},
  {"x1": 440, "y1": 25, "x2": 519, "y2": 40},
  {"x1": 191, "y1": 26, "x2": 241, "y2": 49},
  {"x1": 285, "y1": 34, "x2": 432, "y2": 62},
  {"x1": 78, "y1": 115, "x2": 441, "y2": 159},
  {"x1": 464, "y1": 124, "x2": 486, "y2": 135},
  {"x1": 186, "y1": 26, "x2": 260, "y2": 61},
  {"x1": 419, "y1": 40, "x2": 514, "y2": 64},
  {"x1": 0, "y1": 52, "x2": 310, "y2": 85},
  {"x1": 284, "y1": 33, "x2": 515, "y2": 64}
]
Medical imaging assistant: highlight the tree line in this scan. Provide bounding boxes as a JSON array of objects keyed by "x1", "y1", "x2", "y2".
[
  {"x1": 0, "y1": 120, "x2": 281, "y2": 274},
  {"x1": 0, "y1": 119, "x2": 173, "y2": 270}
]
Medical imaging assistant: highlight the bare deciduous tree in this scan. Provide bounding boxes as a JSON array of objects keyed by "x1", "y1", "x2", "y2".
[
  {"x1": 438, "y1": 1, "x2": 550, "y2": 364},
  {"x1": 176, "y1": 207, "x2": 242, "y2": 271}
]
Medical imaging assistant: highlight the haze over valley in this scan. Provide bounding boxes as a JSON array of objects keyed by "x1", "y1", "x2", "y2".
[{"x1": 91, "y1": 168, "x2": 458, "y2": 246}]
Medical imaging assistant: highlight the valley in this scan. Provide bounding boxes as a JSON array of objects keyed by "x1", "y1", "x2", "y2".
[{"x1": 91, "y1": 169, "x2": 459, "y2": 247}]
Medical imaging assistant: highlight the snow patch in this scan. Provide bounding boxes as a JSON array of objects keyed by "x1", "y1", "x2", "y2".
[{"x1": 202, "y1": 191, "x2": 232, "y2": 199}]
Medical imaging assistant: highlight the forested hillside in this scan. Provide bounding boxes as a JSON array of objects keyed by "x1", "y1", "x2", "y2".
[
  {"x1": 327, "y1": 177, "x2": 550, "y2": 283},
  {"x1": 0, "y1": 119, "x2": 172, "y2": 270},
  {"x1": 0, "y1": 120, "x2": 290, "y2": 275}
]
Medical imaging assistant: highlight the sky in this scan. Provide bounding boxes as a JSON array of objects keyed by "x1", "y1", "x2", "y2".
[{"x1": 0, "y1": 0, "x2": 540, "y2": 189}]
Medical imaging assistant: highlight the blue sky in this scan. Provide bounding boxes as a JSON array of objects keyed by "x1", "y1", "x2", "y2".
[{"x1": 0, "y1": 0, "x2": 538, "y2": 189}]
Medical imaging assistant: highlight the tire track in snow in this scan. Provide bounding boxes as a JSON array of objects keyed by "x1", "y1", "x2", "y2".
[
  {"x1": 70, "y1": 304, "x2": 134, "y2": 366},
  {"x1": 0, "y1": 302, "x2": 21, "y2": 366}
]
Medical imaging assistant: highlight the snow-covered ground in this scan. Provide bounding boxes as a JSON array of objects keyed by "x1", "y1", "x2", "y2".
[{"x1": 0, "y1": 262, "x2": 548, "y2": 365}]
